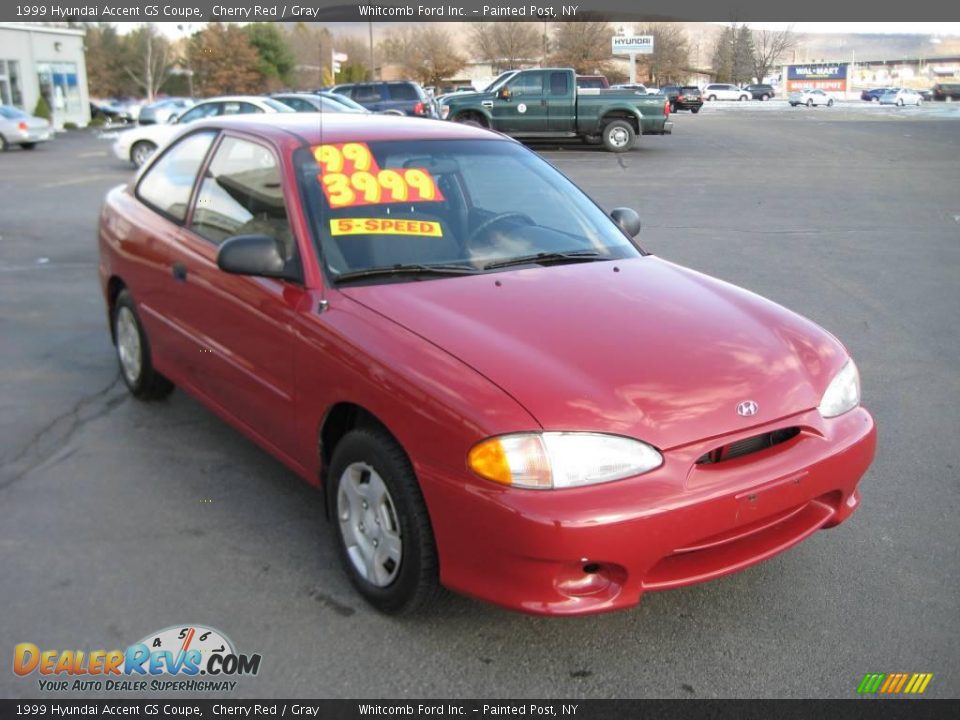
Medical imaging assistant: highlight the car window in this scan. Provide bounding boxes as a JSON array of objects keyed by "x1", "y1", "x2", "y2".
[
  {"x1": 221, "y1": 101, "x2": 261, "y2": 115},
  {"x1": 353, "y1": 85, "x2": 382, "y2": 103},
  {"x1": 190, "y1": 136, "x2": 295, "y2": 261},
  {"x1": 549, "y1": 72, "x2": 569, "y2": 96},
  {"x1": 178, "y1": 103, "x2": 220, "y2": 124},
  {"x1": 508, "y1": 72, "x2": 544, "y2": 97},
  {"x1": 388, "y1": 83, "x2": 419, "y2": 101},
  {"x1": 278, "y1": 96, "x2": 313, "y2": 112},
  {"x1": 136, "y1": 131, "x2": 217, "y2": 222}
]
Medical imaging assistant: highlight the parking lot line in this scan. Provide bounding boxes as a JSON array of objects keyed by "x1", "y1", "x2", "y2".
[{"x1": 42, "y1": 173, "x2": 122, "y2": 189}]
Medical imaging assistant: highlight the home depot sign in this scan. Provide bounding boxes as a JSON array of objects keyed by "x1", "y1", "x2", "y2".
[{"x1": 786, "y1": 64, "x2": 849, "y2": 92}]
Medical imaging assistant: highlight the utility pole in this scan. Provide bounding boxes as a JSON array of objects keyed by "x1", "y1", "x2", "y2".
[{"x1": 368, "y1": 21, "x2": 375, "y2": 81}]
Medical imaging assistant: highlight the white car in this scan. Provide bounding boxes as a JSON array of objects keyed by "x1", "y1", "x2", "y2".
[
  {"x1": 702, "y1": 83, "x2": 751, "y2": 101},
  {"x1": 111, "y1": 96, "x2": 295, "y2": 168},
  {"x1": 789, "y1": 89, "x2": 835, "y2": 107},
  {"x1": 879, "y1": 88, "x2": 923, "y2": 106}
]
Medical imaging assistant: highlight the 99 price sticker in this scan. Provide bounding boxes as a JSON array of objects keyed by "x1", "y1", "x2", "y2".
[{"x1": 312, "y1": 142, "x2": 444, "y2": 208}]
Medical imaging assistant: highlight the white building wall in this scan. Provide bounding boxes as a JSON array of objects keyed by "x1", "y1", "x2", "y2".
[{"x1": 0, "y1": 24, "x2": 91, "y2": 128}]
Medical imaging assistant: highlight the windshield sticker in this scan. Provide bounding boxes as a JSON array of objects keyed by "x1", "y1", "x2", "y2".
[
  {"x1": 312, "y1": 143, "x2": 445, "y2": 208},
  {"x1": 330, "y1": 218, "x2": 443, "y2": 237}
]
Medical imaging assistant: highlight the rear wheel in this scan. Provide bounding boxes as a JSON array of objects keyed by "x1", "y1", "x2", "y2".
[
  {"x1": 761, "y1": 94, "x2": 770, "y2": 101},
  {"x1": 454, "y1": 114, "x2": 485, "y2": 128},
  {"x1": 897, "y1": 98, "x2": 904, "y2": 107},
  {"x1": 329, "y1": 427, "x2": 440, "y2": 614},
  {"x1": 601, "y1": 119, "x2": 635, "y2": 153},
  {"x1": 113, "y1": 290, "x2": 174, "y2": 400},
  {"x1": 0, "y1": 134, "x2": 8, "y2": 151},
  {"x1": 827, "y1": 99, "x2": 834, "y2": 107},
  {"x1": 806, "y1": 99, "x2": 813, "y2": 107},
  {"x1": 130, "y1": 140, "x2": 157, "y2": 168},
  {"x1": 708, "y1": 95, "x2": 717, "y2": 101}
]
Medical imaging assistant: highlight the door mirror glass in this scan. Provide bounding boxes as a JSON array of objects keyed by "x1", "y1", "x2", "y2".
[{"x1": 610, "y1": 208, "x2": 642, "y2": 237}]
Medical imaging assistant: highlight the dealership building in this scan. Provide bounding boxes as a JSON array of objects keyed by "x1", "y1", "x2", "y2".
[{"x1": 0, "y1": 23, "x2": 91, "y2": 127}]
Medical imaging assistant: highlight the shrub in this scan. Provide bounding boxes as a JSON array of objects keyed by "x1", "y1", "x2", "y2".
[
  {"x1": 33, "y1": 95, "x2": 52, "y2": 120},
  {"x1": 63, "y1": 121, "x2": 78, "y2": 130}
]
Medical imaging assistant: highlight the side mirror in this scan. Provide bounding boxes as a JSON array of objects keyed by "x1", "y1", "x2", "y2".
[
  {"x1": 498, "y1": 87, "x2": 512, "y2": 100},
  {"x1": 610, "y1": 208, "x2": 642, "y2": 238},
  {"x1": 168, "y1": 114, "x2": 180, "y2": 124},
  {"x1": 217, "y1": 235, "x2": 299, "y2": 282}
]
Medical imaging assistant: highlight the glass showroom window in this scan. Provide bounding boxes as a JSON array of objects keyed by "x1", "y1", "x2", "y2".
[
  {"x1": 37, "y1": 61, "x2": 80, "y2": 116},
  {"x1": 0, "y1": 60, "x2": 24, "y2": 108}
]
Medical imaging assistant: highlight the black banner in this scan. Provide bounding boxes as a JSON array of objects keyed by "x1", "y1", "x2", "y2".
[
  {"x1": 0, "y1": 0, "x2": 958, "y2": 23},
  {"x1": 1, "y1": 700, "x2": 959, "y2": 720}
]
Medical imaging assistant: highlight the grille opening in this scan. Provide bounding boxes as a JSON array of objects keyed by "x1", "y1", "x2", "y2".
[{"x1": 696, "y1": 427, "x2": 800, "y2": 465}]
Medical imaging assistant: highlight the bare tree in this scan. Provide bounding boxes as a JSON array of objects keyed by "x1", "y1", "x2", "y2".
[
  {"x1": 470, "y1": 22, "x2": 542, "y2": 73},
  {"x1": 123, "y1": 24, "x2": 174, "y2": 102},
  {"x1": 380, "y1": 26, "x2": 466, "y2": 86},
  {"x1": 636, "y1": 23, "x2": 691, "y2": 85},
  {"x1": 753, "y1": 26, "x2": 798, "y2": 84},
  {"x1": 548, "y1": 21, "x2": 615, "y2": 75}
]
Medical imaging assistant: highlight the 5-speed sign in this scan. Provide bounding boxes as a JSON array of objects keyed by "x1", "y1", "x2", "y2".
[{"x1": 612, "y1": 35, "x2": 654, "y2": 54}]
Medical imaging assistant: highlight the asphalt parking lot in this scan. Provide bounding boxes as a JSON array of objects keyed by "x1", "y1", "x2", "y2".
[{"x1": 1, "y1": 105, "x2": 958, "y2": 699}]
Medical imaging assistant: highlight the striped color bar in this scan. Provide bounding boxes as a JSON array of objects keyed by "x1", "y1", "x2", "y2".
[{"x1": 857, "y1": 673, "x2": 933, "y2": 694}]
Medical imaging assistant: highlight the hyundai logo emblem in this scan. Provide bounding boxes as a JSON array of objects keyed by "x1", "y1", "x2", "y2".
[{"x1": 737, "y1": 400, "x2": 759, "y2": 417}]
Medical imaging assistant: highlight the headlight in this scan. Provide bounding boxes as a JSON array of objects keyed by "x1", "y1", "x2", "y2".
[
  {"x1": 467, "y1": 432, "x2": 663, "y2": 490},
  {"x1": 818, "y1": 359, "x2": 861, "y2": 418}
]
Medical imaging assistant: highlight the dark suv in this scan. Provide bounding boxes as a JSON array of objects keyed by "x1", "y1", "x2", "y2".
[
  {"x1": 659, "y1": 85, "x2": 703, "y2": 113},
  {"x1": 932, "y1": 83, "x2": 960, "y2": 101},
  {"x1": 329, "y1": 81, "x2": 438, "y2": 118},
  {"x1": 744, "y1": 84, "x2": 776, "y2": 100}
]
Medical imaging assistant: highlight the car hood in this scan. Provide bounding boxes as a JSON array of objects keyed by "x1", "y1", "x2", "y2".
[{"x1": 341, "y1": 257, "x2": 846, "y2": 450}]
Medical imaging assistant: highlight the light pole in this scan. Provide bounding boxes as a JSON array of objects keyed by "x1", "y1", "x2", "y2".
[{"x1": 368, "y1": 21, "x2": 375, "y2": 81}]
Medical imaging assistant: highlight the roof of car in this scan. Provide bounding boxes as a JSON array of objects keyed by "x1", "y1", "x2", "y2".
[{"x1": 189, "y1": 113, "x2": 510, "y2": 147}]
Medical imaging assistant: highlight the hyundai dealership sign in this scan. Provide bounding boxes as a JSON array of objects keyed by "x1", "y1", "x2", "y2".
[{"x1": 612, "y1": 35, "x2": 654, "y2": 55}]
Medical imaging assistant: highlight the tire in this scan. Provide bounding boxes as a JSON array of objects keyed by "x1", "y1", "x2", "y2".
[
  {"x1": 806, "y1": 99, "x2": 813, "y2": 107},
  {"x1": 897, "y1": 99, "x2": 904, "y2": 107},
  {"x1": 0, "y1": 134, "x2": 10, "y2": 151},
  {"x1": 20, "y1": 142, "x2": 36, "y2": 150},
  {"x1": 761, "y1": 94, "x2": 770, "y2": 101},
  {"x1": 790, "y1": 103, "x2": 797, "y2": 107},
  {"x1": 454, "y1": 114, "x2": 485, "y2": 128},
  {"x1": 917, "y1": 98, "x2": 923, "y2": 106},
  {"x1": 329, "y1": 427, "x2": 440, "y2": 614},
  {"x1": 130, "y1": 140, "x2": 157, "y2": 168},
  {"x1": 827, "y1": 99, "x2": 834, "y2": 107},
  {"x1": 738, "y1": 95, "x2": 746, "y2": 101},
  {"x1": 691, "y1": 107, "x2": 700, "y2": 114},
  {"x1": 601, "y1": 119, "x2": 635, "y2": 153},
  {"x1": 708, "y1": 95, "x2": 717, "y2": 101},
  {"x1": 113, "y1": 289, "x2": 174, "y2": 401},
  {"x1": 669, "y1": 102, "x2": 677, "y2": 113}
]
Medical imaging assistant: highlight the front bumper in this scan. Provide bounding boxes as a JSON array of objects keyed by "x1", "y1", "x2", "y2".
[{"x1": 422, "y1": 406, "x2": 875, "y2": 615}]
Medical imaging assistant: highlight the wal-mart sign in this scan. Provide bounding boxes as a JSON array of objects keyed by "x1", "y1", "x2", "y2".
[{"x1": 612, "y1": 36, "x2": 654, "y2": 55}]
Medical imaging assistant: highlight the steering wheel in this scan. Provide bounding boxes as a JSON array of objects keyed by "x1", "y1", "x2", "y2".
[{"x1": 468, "y1": 212, "x2": 535, "y2": 244}]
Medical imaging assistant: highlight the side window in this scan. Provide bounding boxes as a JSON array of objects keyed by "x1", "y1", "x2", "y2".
[
  {"x1": 281, "y1": 97, "x2": 310, "y2": 112},
  {"x1": 508, "y1": 72, "x2": 544, "y2": 97},
  {"x1": 136, "y1": 132, "x2": 216, "y2": 222},
  {"x1": 387, "y1": 83, "x2": 418, "y2": 101},
  {"x1": 549, "y1": 72, "x2": 569, "y2": 96},
  {"x1": 353, "y1": 85, "x2": 382, "y2": 103},
  {"x1": 189, "y1": 136, "x2": 296, "y2": 261},
  {"x1": 221, "y1": 102, "x2": 261, "y2": 116},
  {"x1": 178, "y1": 103, "x2": 220, "y2": 124}
]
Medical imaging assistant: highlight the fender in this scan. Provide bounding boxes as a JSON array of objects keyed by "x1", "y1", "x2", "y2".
[{"x1": 584, "y1": 102, "x2": 645, "y2": 134}]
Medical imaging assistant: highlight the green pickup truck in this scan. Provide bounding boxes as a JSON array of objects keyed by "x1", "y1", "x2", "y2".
[{"x1": 438, "y1": 68, "x2": 673, "y2": 152}]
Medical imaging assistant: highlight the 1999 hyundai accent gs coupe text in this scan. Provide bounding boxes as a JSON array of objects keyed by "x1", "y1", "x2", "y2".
[{"x1": 98, "y1": 115, "x2": 876, "y2": 615}]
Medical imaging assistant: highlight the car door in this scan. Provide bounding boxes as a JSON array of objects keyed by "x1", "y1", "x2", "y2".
[
  {"x1": 180, "y1": 133, "x2": 304, "y2": 459},
  {"x1": 128, "y1": 130, "x2": 220, "y2": 378},
  {"x1": 545, "y1": 70, "x2": 575, "y2": 132},
  {"x1": 493, "y1": 71, "x2": 548, "y2": 133}
]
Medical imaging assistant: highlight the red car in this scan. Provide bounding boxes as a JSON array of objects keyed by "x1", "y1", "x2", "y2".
[{"x1": 98, "y1": 115, "x2": 876, "y2": 616}]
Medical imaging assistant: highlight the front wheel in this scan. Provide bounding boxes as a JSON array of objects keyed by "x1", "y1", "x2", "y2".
[
  {"x1": 602, "y1": 119, "x2": 635, "y2": 153},
  {"x1": 113, "y1": 290, "x2": 174, "y2": 400},
  {"x1": 807, "y1": 99, "x2": 813, "y2": 107},
  {"x1": 827, "y1": 99, "x2": 834, "y2": 107},
  {"x1": 329, "y1": 427, "x2": 440, "y2": 614},
  {"x1": 897, "y1": 98, "x2": 904, "y2": 107},
  {"x1": 708, "y1": 95, "x2": 717, "y2": 101}
]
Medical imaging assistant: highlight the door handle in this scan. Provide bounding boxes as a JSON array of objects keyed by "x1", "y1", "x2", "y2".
[{"x1": 172, "y1": 263, "x2": 188, "y2": 282}]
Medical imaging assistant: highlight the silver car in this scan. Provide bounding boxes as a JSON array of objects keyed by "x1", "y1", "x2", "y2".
[
  {"x1": 0, "y1": 105, "x2": 52, "y2": 150},
  {"x1": 879, "y1": 88, "x2": 923, "y2": 106}
]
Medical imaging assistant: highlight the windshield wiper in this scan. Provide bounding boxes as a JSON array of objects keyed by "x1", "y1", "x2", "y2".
[
  {"x1": 334, "y1": 263, "x2": 480, "y2": 283},
  {"x1": 483, "y1": 250, "x2": 603, "y2": 271}
]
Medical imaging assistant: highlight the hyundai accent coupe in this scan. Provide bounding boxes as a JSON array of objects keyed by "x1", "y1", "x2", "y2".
[{"x1": 98, "y1": 114, "x2": 876, "y2": 615}]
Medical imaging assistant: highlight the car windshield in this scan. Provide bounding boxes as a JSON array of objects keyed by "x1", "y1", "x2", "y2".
[
  {"x1": 261, "y1": 98, "x2": 297, "y2": 113},
  {"x1": 295, "y1": 139, "x2": 642, "y2": 283}
]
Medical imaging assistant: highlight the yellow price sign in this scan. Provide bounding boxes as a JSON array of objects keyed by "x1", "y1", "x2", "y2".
[{"x1": 330, "y1": 218, "x2": 444, "y2": 238}]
